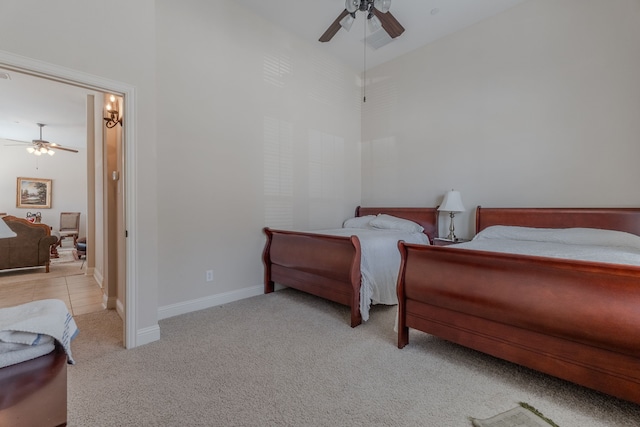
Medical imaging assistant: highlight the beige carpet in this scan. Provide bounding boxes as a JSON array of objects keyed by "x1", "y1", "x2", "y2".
[{"x1": 67, "y1": 289, "x2": 640, "y2": 426}]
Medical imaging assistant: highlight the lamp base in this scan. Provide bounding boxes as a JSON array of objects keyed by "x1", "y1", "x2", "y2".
[{"x1": 446, "y1": 212, "x2": 457, "y2": 241}]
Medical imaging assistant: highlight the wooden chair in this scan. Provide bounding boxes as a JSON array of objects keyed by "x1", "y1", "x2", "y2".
[{"x1": 58, "y1": 212, "x2": 80, "y2": 247}]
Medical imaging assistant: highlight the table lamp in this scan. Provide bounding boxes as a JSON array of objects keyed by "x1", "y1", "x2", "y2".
[{"x1": 438, "y1": 190, "x2": 465, "y2": 241}]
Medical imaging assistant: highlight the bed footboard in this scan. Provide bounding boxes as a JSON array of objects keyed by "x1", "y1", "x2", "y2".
[
  {"x1": 263, "y1": 228, "x2": 362, "y2": 327},
  {"x1": 397, "y1": 242, "x2": 640, "y2": 405}
]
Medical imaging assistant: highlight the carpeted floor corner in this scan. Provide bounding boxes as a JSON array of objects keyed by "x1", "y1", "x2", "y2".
[{"x1": 67, "y1": 289, "x2": 640, "y2": 426}]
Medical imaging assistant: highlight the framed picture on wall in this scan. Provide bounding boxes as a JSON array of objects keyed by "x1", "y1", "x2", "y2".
[{"x1": 16, "y1": 177, "x2": 52, "y2": 209}]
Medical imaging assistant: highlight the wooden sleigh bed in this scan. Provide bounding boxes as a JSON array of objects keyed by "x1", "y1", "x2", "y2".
[
  {"x1": 397, "y1": 207, "x2": 640, "y2": 405},
  {"x1": 263, "y1": 206, "x2": 438, "y2": 327}
]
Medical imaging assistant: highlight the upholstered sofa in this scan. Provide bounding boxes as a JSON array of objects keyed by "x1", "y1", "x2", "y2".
[{"x1": 0, "y1": 216, "x2": 58, "y2": 273}]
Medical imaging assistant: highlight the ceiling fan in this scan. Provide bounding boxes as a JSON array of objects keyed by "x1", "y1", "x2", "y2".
[
  {"x1": 319, "y1": 0, "x2": 405, "y2": 43},
  {"x1": 4, "y1": 123, "x2": 78, "y2": 155}
]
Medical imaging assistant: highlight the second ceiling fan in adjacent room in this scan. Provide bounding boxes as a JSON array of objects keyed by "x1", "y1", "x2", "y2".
[{"x1": 3, "y1": 123, "x2": 79, "y2": 156}]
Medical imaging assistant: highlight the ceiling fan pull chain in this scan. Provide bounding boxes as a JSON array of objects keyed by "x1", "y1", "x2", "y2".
[{"x1": 363, "y1": 15, "x2": 367, "y2": 103}]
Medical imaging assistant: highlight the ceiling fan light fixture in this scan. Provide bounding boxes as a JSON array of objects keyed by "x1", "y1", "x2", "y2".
[
  {"x1": 13, "y1": 123, "x2": 79, "y2": 156},
  {"x1": 319, "y1": 0, "x2": 404, "y2": 44},
  {"x1": 345, "y1": 0, "x2": 361, "y2": 14},
  {"x1": 340, "y1": 13, "x2": 356, "y2": 31},
  {"x1": 373, "y1": 0, "x2": 391, "y2": 13},
  {"x1": 367, "y1": 14, "x2": 382, "y2": 32}
]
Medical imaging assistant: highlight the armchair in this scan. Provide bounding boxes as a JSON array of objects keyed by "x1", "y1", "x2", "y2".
[{"x1": 58, "y1": 212, "x2": 80, "y2": 246}]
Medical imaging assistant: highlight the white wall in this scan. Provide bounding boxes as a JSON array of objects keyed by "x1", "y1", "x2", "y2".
[
  {"x1": 362, "y1": 0, "x2": 640, "y2": 239},
  {"x1": 155, "y1": 0, "x2": 361, "y2": 308},
  {"x1": 0, "y1": 144, "x2": 87, "y2": 233}
]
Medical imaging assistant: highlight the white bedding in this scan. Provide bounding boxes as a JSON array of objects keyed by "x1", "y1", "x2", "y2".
[
  {"x1": 453, "y1": 226, "x2": 640, "y2": 267},
  {"x1": 0, "y1": 299, "x2": 79, "y2": 368},
  {"x1": 309, "y1": 228, "x2": 430, "y2": 321}
]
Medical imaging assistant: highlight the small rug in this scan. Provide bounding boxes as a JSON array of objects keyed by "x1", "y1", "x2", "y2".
[
  {"x1": 470, "y1": 402, "x2": 560, "y2": 427},
  {"x1": 50, "y1": 249, "x2": 78, "y2": 264}
]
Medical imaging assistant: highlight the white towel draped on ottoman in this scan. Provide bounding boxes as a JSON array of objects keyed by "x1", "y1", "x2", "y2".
[{"x1": 0, "y1": 299, "x2": 79, "y2": 368}]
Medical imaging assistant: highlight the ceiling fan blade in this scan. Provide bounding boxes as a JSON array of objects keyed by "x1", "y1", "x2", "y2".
[
  {"x1": 49, "y1": 145, "x2": 79, "y2": 153},
  {"x1": 3, "y1": 124, "x2": 78, "y2": 153},
  {"x1": 373, "y1": 9, "x2": 405, "y2": 38},
  {"x1": 2, "y1": 138, "x2": 30, "y2": 144},
  {"x1": 319, "y1": 9, "x2": 350, "y2": 42}
]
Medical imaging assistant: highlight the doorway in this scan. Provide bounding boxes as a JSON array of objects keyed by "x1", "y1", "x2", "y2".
[{"x1": 0, "y1": 52, "x2": 138, "y2": 348}]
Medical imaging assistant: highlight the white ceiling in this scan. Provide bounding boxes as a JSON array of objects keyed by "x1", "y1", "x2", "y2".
[
  {"x1": 0, "y1": 69, "x2": 96, "y2": 152},
  {"x1": 0, "y1": 0, "x2": 525, "y2": 152},
  {"x1": 235, "y1": 0, "x2": 526, "y2": 71}
]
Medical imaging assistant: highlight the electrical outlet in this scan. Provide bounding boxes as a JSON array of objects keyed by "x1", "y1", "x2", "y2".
[{"x1": 206, "y1": 270, "x2": 214, "y2": 282}]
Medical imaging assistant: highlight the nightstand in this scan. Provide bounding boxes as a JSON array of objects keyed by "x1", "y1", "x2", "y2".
[{"x1": 433, "y1": 238, "x2": 470, "y2": 247}]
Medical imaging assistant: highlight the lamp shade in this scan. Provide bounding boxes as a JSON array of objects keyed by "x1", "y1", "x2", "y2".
[
  {"x1": 374, "y1": 0, "x2": 392, "y2": 13},
  {"x1": 438, "y1": 190, "x2": 465, "y2": 213},
  {"x1": 345, "y1": 0, "x2": 361, "y2": 13},
  {"x1": 0, "y1": 218, "x2": 16, "y2": 239},
  {"x1": 367, "y1": 14, "x2": 382, "y2": 32},
  {"x1": 340, "y1": 13, "x2": 355, "y2": 31}
]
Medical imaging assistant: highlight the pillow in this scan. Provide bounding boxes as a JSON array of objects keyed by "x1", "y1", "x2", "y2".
[
  {"x1": 475, "y1": 225, "x2": 640, "y2": 250},
  {"x1": 369, "y1": 214, "x2": 424, "y2": 233},
  {"x1": 342, "y1": 215, "x2": 376, "y2": 229}
]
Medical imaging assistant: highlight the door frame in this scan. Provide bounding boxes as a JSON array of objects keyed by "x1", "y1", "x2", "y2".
[{"x1": 0, "y1": 50, "x2": 139, "y2": 348}]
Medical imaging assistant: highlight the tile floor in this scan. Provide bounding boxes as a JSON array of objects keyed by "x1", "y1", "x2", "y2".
[{"x1": 0, "y1": 245, "x2": 104, "y2": 316}]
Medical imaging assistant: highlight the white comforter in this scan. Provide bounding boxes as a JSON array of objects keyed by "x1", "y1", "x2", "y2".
[
  {"x1": 453, "y1": 226, "x2": 640, "y2": 267},
  {"x1": 310, "y1": 228, "x2": 430, "y2": 321}
]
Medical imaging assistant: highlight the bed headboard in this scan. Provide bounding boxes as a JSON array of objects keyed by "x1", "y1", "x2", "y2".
[
  {"x1": 476, "y1": 207, "x2": 640, "y2": 237},
  {"x1": 355, "y1": 206, "x2": 439, "y2": 243}
]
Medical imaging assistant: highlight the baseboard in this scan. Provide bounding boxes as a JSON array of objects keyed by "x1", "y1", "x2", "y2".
[
  {"x1": 135, "y1": 323, "x2": 161, "y2": 347},
  {"x1": 93, "y1": 268, "x2": 104, "y2": 287},
  {"x1": 103, "y1": 294, "x2": 117, "y2": 310},
  {"x1": 116, "y1": 298, "x2": 125, "y2": 318},
  {"x1": 157, "y1": 285, "x2": 263, "y2": 320},
  {"x1": 122, "y1": 299, "x2": 159, "y2": 348}
]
